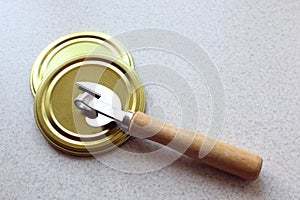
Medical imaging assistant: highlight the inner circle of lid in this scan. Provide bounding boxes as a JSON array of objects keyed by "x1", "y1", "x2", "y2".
[
  {"x1": 30, "y1": 32, "x2": 133, "y2": 96},
  {"x1": 34, "y1": 54, "x2": 145, "y2": 156}
]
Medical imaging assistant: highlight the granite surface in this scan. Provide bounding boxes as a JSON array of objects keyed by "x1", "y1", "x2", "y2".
[{"x1": 0, "y1": 0, "x2": 299, "y2": 199}]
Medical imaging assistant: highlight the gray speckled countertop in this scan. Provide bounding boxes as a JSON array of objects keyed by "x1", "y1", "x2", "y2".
[{"x1": 0, "y1": 0, "x2": 299, "y2": 199}]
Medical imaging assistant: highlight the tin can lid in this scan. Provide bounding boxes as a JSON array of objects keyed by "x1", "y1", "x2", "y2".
[
  {"x1": 34, "y1": 54, "x2": 145, "y2": 156},
  {"x1": 30, "y1": 32, "x2": 133, "y2": 96}
]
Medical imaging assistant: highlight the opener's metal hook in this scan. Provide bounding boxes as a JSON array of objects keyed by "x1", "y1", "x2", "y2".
[{"x1": 74, "y1": 82, "x2": 134, "y2": 132}]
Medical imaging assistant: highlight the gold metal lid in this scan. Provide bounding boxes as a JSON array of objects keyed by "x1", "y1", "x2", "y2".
[
  {"x1": 34, "y1": 54, "x2": 145, "y2": 156},
  {"x1": 30, "y1": 32, "x2": 133, "y2": 96}
]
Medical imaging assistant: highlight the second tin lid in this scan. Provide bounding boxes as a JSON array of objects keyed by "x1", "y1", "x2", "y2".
[
  {"x1": 34, "y1": 54, "x2": 145, "y2": 156},
  {"x1": 30, "y1": 32, "x2": 133, "y2": 96}
]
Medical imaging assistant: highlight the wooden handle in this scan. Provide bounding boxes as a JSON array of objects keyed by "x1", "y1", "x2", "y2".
[{"x1": 129, "y1": 111, "x2": 263, "y2": 180}]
